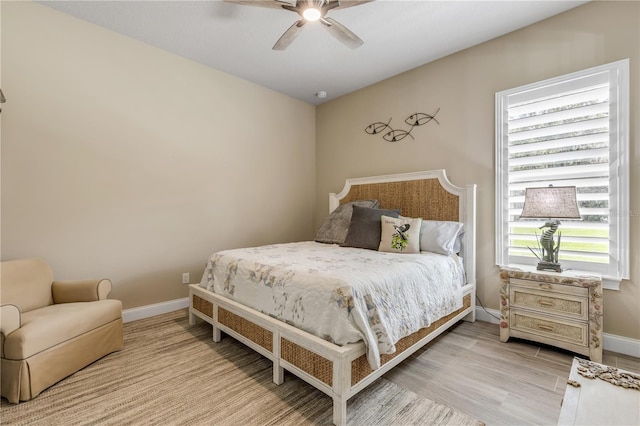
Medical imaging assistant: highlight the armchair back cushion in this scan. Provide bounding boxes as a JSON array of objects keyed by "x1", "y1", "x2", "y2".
[{"x1": 1, "y1": 259, "x2": 53, "y2": 312}]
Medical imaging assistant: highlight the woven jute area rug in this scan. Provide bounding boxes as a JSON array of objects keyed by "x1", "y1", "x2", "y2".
[{"x1": 1, "y1": 309, "x2": 483, "y2": 425}]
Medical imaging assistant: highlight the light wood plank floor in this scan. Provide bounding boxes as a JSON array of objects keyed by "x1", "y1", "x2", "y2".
[{"x1": 384, "y1": 320, "x2": 640, "y2": 426}]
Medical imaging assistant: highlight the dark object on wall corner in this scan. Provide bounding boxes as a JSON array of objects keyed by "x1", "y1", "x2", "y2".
[
  {"x1": 0, "y1": 89, "x2": 6, "y2": 113},
  {"x1": 365, "y1": 108, "x2": 440, "y2": 142}
]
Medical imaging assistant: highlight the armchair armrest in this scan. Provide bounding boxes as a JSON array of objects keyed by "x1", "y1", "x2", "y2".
[
  {"x1": 52, "y1": 279, "x2": 112, "y2": 304},
  {"x1": 1, "y1": 304, "x2": 21, "y2": 336}
]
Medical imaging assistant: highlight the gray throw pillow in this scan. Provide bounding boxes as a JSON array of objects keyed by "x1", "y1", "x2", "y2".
[
  {"x1": 315, "y1": 200, "x2": 380, "y2": 244},
  {"x1": 341, "y1": 206, "x2": 401, "y2": 250}
]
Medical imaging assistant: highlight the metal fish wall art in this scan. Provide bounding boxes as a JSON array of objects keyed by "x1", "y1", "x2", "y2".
[{"x1": 365, "y1": 108, "x2": 440, "y2": 142}]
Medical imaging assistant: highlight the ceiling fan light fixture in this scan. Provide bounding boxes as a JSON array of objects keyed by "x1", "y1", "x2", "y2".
[
  {"x1": 226, "y1": 0, "x2": 367, "y2": 50},
  {"x1": 302, "y1": 7, "x2": 321, "y2": 21}
]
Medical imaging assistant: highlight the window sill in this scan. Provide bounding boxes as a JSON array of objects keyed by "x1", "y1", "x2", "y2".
[{"x1": 603, "y1": 276, "x2": 622, "y2": 291}]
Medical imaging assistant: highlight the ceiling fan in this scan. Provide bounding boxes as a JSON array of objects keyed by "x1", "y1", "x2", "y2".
[{"x1": 225, "y1": 0, "x2": 371, "y2": 50}]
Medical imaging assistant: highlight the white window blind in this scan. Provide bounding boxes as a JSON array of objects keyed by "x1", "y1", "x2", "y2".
[{"x1": 495, "y1": 59, "x2": 629, "y2": 286}]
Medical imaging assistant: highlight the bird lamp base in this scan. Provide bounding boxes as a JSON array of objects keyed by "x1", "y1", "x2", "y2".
[{"x1": 536, "y1": 261, "x2": 563, "y2": 273}]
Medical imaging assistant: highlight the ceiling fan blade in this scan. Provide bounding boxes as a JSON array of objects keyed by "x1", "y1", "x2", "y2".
[
  {"x1": 331, "y1": 0, "x2": 373, "y2": 10},
  {"x1": 321, "y1": 17, "x2": 363, "y2": 49},
  {"x1": 224, "y1": 0, "x2": 296, "y2": 9},
  {"x1": 321, "y1": 0, "x2": 341, "y2": 14},
  {"x1": 273, "y1": 20, "x2": 306, "y2": 50}
]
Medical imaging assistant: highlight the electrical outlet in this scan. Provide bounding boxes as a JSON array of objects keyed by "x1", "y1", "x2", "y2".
[{"x1": 182, "y1": 272, "x2": 190, "y2": 284}]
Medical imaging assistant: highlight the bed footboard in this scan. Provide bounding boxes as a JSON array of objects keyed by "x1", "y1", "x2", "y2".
[{"x1": 189, "y1": 284, "x2": 473, "y2": 426}]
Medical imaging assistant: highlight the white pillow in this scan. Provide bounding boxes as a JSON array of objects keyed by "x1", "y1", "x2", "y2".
[
  {"x1": 420, "y1": 220, "x2": 464, "y2": 256},
  {"x1": 379, "y1": 215, "x2": 422, "y2": 254}
]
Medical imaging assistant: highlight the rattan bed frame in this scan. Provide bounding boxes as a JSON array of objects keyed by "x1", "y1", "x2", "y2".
[{"x1": 189, "y1": 169, "x2": 477, "y2": 426}]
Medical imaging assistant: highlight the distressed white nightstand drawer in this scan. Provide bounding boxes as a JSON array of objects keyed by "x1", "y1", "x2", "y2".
[
  {"x1": 510, "y1": 310, "x2": 588, "y2": 347},
  {"x1": 509, "y1": 278, "x2": 589, "y2": 297},
  {"x1": 510, "y1": 285, "x2": 588, "y2": 321}
]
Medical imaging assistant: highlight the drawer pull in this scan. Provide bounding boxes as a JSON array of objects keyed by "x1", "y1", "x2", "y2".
[
  {"x1": 539, "y1": 283, "x2": 552, "y2": 290},
  {"x1": 539, "y1": 300, "x2": 555, "y2": 307},
  {"x1": 538, "y1": 324, "x2": 555, "y2": 332}
]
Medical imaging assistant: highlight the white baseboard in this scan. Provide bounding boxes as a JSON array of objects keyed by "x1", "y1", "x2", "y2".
[
  {"x1": 122, "y1": 297, "x2": 189, "y2": 323},
  {"x1": 603, "y1": 333, "x2": 640, "y2": 358},
  {"x1": 122, "y1": 299, "x2": 639, "y2": 359},
  {"x1": 474, "y1": 306, "x2": 640, "y2": 359},
  {"x1": 475, "y1": 306, "x2": 501, "y2": 324}
]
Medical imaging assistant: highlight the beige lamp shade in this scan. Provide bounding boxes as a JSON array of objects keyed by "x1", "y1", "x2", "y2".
[{"x1": 520, "y1": 185, "x2": 581, "y2": 219}]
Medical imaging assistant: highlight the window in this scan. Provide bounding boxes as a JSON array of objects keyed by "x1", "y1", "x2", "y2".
[{"x1": 495, "y1": 59, "x2": 629, "y2": 289}]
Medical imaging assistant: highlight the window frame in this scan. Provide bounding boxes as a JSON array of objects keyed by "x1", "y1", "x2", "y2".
[{"x1": 495, "y1": 59, "x2": 630, "y2": 290}]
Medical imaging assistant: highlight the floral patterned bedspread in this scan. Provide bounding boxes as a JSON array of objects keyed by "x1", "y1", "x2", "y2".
[{"x1": 199, "y1": 241, "x2": 465, "y2": 369}]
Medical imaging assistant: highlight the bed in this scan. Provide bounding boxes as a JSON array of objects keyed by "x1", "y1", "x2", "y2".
[{"x1": 189, "y1": 169, "x2": 477, "y2": 426}]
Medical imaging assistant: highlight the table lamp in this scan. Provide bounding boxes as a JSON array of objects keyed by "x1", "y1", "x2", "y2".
[{"x1": 519, "y1": 185, "x2": 581, "y2": 272}]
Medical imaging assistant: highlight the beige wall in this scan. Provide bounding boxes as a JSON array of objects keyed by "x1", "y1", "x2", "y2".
[
  {"x1": 0, "y1": 2, "x2": 316, "y2": 309},
  {"x1": 316, "y1": 1, "x2": 640, "y2": 339}
]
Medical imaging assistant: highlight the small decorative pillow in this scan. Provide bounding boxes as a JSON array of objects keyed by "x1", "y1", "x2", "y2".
[
  {"x1": 341, "y1": 206, "x2": 400, "y2": 250},
  {"x1": 420, "y1": 220, "x2": 464, "y2": 256},
  {"x1": 315, "y1": 199, "x2": 381, "y2": 244},
  {"x1": 379, "y1": 215, "x2": 422, "y2": 254}
]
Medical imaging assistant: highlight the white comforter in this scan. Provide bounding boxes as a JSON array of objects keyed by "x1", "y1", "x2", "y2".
[{"x1": 199, "y1": 241, "x2": 464, "y2": 369}]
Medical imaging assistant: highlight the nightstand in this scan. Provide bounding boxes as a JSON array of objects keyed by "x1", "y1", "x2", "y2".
[{"x1": 499, "y1": 264, "x2": 603, "y2": 363}]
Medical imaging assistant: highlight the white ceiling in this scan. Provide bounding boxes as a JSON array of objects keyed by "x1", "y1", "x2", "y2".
[{"x1": 40, "y1": 0, "x2": 589, "y2": 105}]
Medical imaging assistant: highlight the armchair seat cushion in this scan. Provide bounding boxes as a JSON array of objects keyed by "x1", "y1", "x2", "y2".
[{"x1": 3, "y1": 300, "x2": 122, "y2": 360}]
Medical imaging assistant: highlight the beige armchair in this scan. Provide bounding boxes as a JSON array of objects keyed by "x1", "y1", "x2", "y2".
[{"x1": 0, "y1": 258, "x2": 123, "y2": 403}]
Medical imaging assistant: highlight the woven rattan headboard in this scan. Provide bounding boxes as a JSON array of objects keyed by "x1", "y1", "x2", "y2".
[
  {"x1": 337, "y1": 178, "x2": 459, "y2": 222},
  {"x1": 329, "y1": 169, "x2": 477, "y2": 284},
  {"x1": 330, "y1": 170, "x2": 466, "y2": 222}
]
